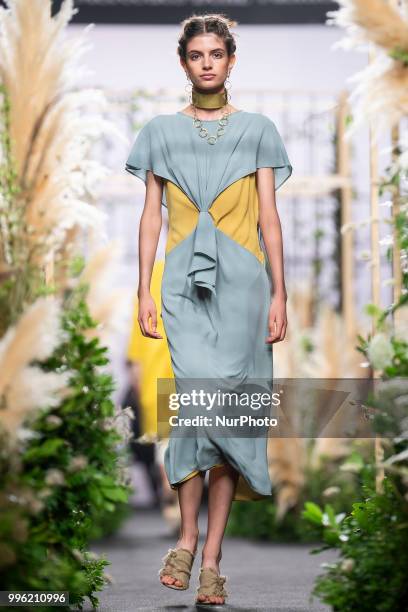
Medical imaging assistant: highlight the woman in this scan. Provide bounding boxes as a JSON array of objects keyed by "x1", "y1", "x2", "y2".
[{"x1": 125, "y1": 13, "x2": 293, "y2": 606}]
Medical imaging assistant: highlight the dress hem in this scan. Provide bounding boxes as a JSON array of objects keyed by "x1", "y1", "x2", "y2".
[{"x1": 169, "y1": 462, "x2": 273, "y2": 502}]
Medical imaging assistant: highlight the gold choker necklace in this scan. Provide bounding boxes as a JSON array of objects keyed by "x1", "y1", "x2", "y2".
[{"x1": 192, "y1": 87, "x2": 227, "y2": 109}]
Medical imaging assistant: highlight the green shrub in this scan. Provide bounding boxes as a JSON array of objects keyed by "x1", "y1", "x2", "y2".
[
  {"x1": 303, "y1": 476, "x2": 408, "y2": 611},
  {"x1": 0, "y1": 287, "x2": 132, "y2": 610}
]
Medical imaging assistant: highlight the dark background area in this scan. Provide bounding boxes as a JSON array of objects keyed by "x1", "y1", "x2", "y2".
[{"x1": 1, "y1": 1, "x2": 339, "y2": 25}]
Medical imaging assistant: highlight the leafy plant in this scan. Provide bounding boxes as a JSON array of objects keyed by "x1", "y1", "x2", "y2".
[
  {"x1": 0, "y1": 284, "x2": 133, "y2": 610},
  {"x1": 303, "y1": 477, "x2": 408, "y2": 612},
  {"x1": 302, "y1": 129, "x2": 408, "y2": 611}
]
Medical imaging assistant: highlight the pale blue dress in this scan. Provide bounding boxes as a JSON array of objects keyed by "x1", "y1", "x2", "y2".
[{"x1": 126, "y1": 110, "x2": 292, "y2": 500}]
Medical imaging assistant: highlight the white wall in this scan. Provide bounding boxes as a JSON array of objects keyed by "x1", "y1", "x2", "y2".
[{"x1": 70, "y1": 24, "x2": 366, "y2": 92}]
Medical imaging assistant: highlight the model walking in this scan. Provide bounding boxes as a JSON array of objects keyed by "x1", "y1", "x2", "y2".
[{"x1": 126, "y1": 13, "x2": 292, "y2": 605}]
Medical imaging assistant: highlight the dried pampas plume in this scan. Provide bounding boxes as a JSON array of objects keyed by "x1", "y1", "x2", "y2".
[
  {"x1": 78, "y1": 241, "x2": 134, "y2": 343},
  {"x1": 268, "y1": 286, "x2": 370, "y2": 516},
  {"x1": 0, "y1": 297, "x2": 70, "y2": 440},
  {"x1": 327, "y1": 0, "x2": 408, "y2": 52},
  {"x1": 0, "y1": 0, "x2": 120, "y2": 270},
  {"x1": 327, "y1": 0, "x2": 408, "y2": 133}
]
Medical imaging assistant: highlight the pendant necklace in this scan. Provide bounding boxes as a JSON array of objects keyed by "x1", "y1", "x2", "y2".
[{"x1": 192, "y1": 104, "x2": 230, "y2": 145}]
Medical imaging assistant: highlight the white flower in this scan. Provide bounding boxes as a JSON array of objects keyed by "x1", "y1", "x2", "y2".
[
  {"x1": 379, "y1": 234, "x2": 394, "y2": 247},
  {"x1": 103, "y1": 404, "x2": 134, "y2": 443},
  {"x1": 46, "y1": 415, "x2": 63, "y2": 428},
  {"x1": 45, "y1": 468, "x2": 66, "y2": 486},
  {"x1": 67, "y1": 455, "x2": 88, "y2": 472},
  {"x1": 367, "y1": 333, "x2": 394, "y2": 371},
  {"x1": 341, "y1": 558, "x2": 355, "y2": 572},
  {"x1": 322, "y1": 486, "x2": 341, "y2": 498},
  {"x1": 123, "y1": 405, "x2": 135, "y2": 420}
]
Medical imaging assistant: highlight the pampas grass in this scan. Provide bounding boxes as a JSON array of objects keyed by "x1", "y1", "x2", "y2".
[
  {"x1": 78, "y1": 241, "x2": 134, "y2": 343},
  {"x1": 0, "y1": 297, "x2": 62, "y2": 376},
  {"x1": 269, "y1": 286, "x2": 370, "y2": 516},
  {"x1": 268, "y1": 437, "x2": 306, "y2": 520},
  {"x1": 328, "y1": 0, "x2": 408, "y2": 52},
  {"x1": 0, "y1": 0, "x2": 130, "y2": 436},
  {"x1": 0, "y1": 296, "x2": 70, "y2": 439},
  {"x1": 0, "y1": 0, "x2": 117, "y2": 274},
  {"x1": 327, "y1": 0, "x2": 408, "y2": 133}
]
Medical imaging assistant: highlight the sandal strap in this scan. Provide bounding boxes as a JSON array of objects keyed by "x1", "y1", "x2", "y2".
[
  {"x1": 196, "y1": 567, "x2": 228, "y2": 599},
  {"x1": 158, "y1": 547, "x2": 195, "y2": 588}
]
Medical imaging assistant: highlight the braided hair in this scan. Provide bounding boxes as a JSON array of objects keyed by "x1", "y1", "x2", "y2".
[{"x1": 177, "y1": 13, "x2": 238, "y2": 60}]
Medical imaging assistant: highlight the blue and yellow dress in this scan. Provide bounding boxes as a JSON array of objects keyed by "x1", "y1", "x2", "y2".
[{"x1": 126, "y1": 110, "x2": 292, "y2": 501}]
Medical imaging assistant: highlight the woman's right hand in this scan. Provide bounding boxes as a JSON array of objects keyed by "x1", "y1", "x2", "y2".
[{"x1": 138, "y1": 290, "x2": 163, "y2": 339}]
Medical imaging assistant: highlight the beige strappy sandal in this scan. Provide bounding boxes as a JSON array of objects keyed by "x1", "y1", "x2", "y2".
[
  {"x1": 158, "y1": 547, "x2": 196, "y2": 590},
  {"x1": 195, "y1": 566, "x2": 228, "y2": 605}
]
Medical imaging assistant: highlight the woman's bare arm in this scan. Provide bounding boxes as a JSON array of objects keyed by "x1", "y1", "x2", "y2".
[
  {"x1": 256, "y1": 167, "x2": 287, "y2": 343},
  {"x1": 137, "y1": 170, "x2": 164, "y2": 339}
]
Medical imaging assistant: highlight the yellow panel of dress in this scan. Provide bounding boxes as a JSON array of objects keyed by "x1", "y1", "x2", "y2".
[{"x1": 165, "y1": 174, "x2": 265, "y2": 265}]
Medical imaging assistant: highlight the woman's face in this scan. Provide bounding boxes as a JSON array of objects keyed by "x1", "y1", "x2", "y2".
[{"x1": 181, "y1": 32, "x2": 235, "y2": 91}]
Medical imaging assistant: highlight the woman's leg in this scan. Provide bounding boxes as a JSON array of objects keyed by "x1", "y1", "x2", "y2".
[
  {"x1": 197, "y1": 463, "x2": 239, "y2": 604},
  {"x1": 160, "y1": 471, "x2": 205, "y2": 587}
]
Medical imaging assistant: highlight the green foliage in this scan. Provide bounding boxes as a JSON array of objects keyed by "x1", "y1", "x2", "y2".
[
  {"x1": 303, "y1": 478, "x2": 408, "y2": 611},
  {"x1": 0, "y1": 85, "x2": 50, "y2": 335},
  {"x1": 0, "y1": 288, "x2": 132, "y2": 609},
  {"x1": 389, "y1": 46, "x2": 408, "y2": 66},
  {"x1": 1, "y1": 67, "x2": 131, "y2": 610},
  {"x1": 301, "y1": 375, "x2": 408, "y2": 611},
  {"x1": 301, "y1": 148, "x2": 408, "y2": 610},
  {"x1": 88, "y1": 502, "x2": 133, "y2": 541},
  {"x1": 357, "y1": 325, "x2": 408, "y2": 377}
]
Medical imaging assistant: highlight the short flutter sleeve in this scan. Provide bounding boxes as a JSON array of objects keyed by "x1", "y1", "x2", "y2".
[
  {"x1": 125, "y1": 117, "x2": 173, "y2": 207},
  {"x1": 125, "y1": 121, "x2": 152, "y2": 185},
  {"x1": 256, "y1": 117, "x2": 292, "y2": 191}
]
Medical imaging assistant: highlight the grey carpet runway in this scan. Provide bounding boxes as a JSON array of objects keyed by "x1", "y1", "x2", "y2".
[{"x1": 87, "y1": 507, "x2": 336, "y2": 611}]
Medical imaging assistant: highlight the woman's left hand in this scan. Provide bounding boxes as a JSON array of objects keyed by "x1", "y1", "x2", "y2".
[{"x1": 265, "y1": 293, "x2": 287, "y2": 344}]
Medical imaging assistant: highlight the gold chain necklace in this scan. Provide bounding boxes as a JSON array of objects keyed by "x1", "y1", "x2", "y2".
[{"x1": 192, "y1": 104, "x2": 230, "y2": 145}]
